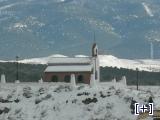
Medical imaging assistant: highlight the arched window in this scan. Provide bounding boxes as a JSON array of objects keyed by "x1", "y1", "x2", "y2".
[
  {"x1": 51, "y1": 75, "x2": 58, "y2": 82},
  {"x1": 77, "y1": 75, "x2": 84, "y2": 83},
  {"x1": 64, "y1": 75, "x2": 70, "y2": 83}
]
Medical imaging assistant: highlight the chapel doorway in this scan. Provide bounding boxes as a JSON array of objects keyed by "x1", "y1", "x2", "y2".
[
  {"x1": 51, "y1": 75, "x2": 58, "y2": 82},
  {"x1": 77, "y1": 75, "x2": 84, "y2": 83}
]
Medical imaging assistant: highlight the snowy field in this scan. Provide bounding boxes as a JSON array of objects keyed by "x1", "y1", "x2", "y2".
[{"x1": 0, "y1": 82, "x2": 160, "y2": 120}]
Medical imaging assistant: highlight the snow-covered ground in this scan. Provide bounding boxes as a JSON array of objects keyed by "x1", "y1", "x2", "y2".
[{"x1": 0, "y1": 82, "x2": 159, "y2": 120}]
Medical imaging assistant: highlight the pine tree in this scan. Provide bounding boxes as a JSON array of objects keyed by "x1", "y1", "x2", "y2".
[
  {"x1": 130, "y1": 98, "x2": 137, "y2": 114},
  {"x1": 148, "y1": 96, "x2": 153, "y2": 103}
]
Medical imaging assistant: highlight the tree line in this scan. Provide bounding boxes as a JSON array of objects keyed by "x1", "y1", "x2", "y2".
[{"x1": 0, "y1": 62, "x2": 160, "y2": 85}]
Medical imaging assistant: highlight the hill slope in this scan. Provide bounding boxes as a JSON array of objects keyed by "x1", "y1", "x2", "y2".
[
  {"x1": 0, "y1": 83, "x2": 160, "y2": 120},
  {"x1": 1, "y1": 0, "x2": 160, "y2": 59}
]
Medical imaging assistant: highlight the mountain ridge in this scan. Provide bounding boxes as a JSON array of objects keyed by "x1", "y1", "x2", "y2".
[{"x1": 0, "y1": 0, "x2": 160, "y2": 59}]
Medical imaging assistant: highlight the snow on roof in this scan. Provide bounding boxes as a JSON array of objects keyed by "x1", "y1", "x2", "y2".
[
  {"x1": 48, "y1": 57, "x2": 92, "y2": 64},
  {"x1": 44, "y1": 65, "x2": 92, "y2": 72}
]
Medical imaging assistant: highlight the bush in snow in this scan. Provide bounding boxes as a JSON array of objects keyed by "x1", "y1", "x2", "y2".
[
  {"x1": 0, "y1": 97, "x2": 11, "y2": 103},
  {"x1": 54, "y1": 85, "x2": 72, "y2": 93},
  {"x1": 82, "y1": 98, "x2": 98, "y2": 104},
  {"x1": 23, "y1": 87, "x2": 33, "y2": 98},
  {"x1": 99, "y1": 91, "x2": 106, "y2": 98},
  {"x1": 35, "y1": 93, "x2": 53, "y2": 104},
  {"x1": 0, "y1": 96, "x2": 20, "y2": 103},
  {"x1": 43, "y1": 94, "x2": 52, "y2": 100},
  {"x1": 35, "y1": 98, "x2": 42, "y2": 104},
  {"x1": 38, "y1": 87, "x2": 45, "y2": 95},
  {"x1": 0, "y1": 109, "x2": 2, "y2": 115},
  {"x1": 0, "y1": 107, "x2": 10, "y2": 115},
  {"x1": 106, "y1": 91, "x2": 112, "y2": 97},
  {"x1": 14, "y1": 98, "x2": 20, "y2": 103},
  {"x1": 3, "y1": 107, "x2": 10, "y2": 113},
  {"x1": 115, "y1": 89, "x2": 121, "y2": 95},
  {"x1": 77, "y1": 92, "x2": 90, "y2": 96},
  {"x1": 148, "y1": 96, "x2": 154, "y2": 103}
]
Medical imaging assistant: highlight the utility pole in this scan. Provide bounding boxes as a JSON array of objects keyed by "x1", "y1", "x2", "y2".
[
  {"x1": 150, "y1": 42, "x2": 154, "y2": 59},
  {"x1": 136, "y1": 68, "x2": 139, "y2": 90},
  {"x1": 16, "y1": 56, "x2": 19, "y2": 81}
]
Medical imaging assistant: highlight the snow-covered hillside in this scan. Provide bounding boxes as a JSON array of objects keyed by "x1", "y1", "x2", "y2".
[
  {"x1": 0, "y1": 60, "x2": 6, "y2": 63},
  {"x1": 0, "y1": 83, "x2": 159, "y2": 120},
  {"x1": 100, "y1": 55, "x2": 160, "y2": 72},
  {"x1": 18, "y1": 54, "x2": 67, "y2": 64},
  {"x1": 1, "y1": 0, "x2": 160, "y2": 59},
  {"x1": 4, "y1": 54, "x2": 160, "y2": 72}
]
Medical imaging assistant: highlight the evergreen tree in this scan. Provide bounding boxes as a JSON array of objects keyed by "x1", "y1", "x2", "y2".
[
  {"x1": 148, "y1": 96, "x2": 153, "y2": 103},
  {"x1": 130, "y1": 98, "x2": 137, "y2": 114}
]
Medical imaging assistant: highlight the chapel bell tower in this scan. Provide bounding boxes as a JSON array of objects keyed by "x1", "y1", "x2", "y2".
[
  {"x1": 92, "y1": 42, "x2": 100, "y2": 82},
  {"x1": 92, "y1": 43, "x2": 98, "y2": 57}
]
